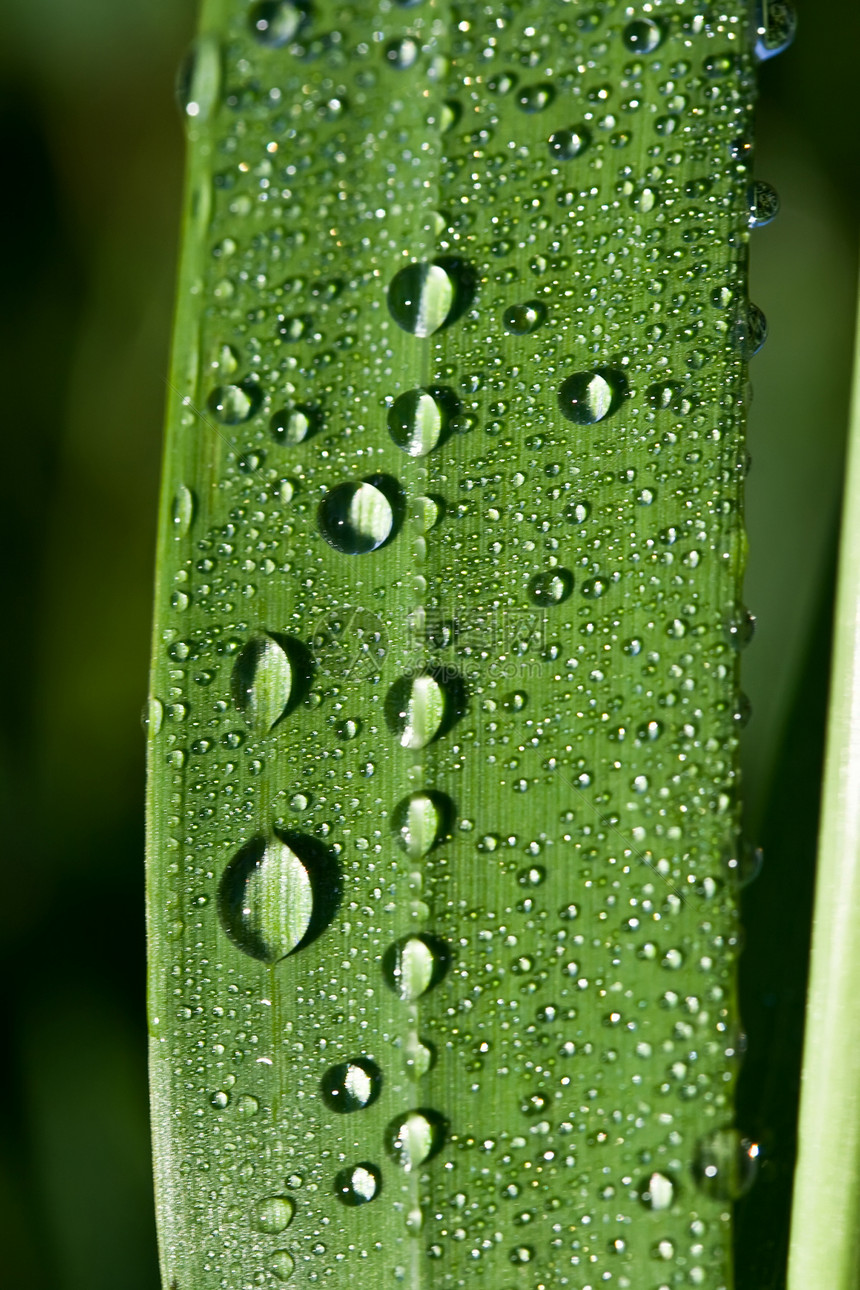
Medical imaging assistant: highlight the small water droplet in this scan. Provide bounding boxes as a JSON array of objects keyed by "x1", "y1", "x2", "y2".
[
  {"x1": 249, "y1": 0, "x2": 305, "y2": 47},
  {"x1": 334, "y1": 1162, "x2": 382, "y2": 1205},
  {"x1": 755, "y1": 0, "x2": 797, "y2": 61},
  {"x1": 319, "y1": 481, "x2": 394, "y2": 554},
  {"x1": 232, "y1": 636, "x2": 293, "y2": 732},
  {"x1": 207, "y1": 383, "x2": 259, "y2": 425},
  {"x1": 528, "y1": 569, "x2": 574, "y2": 605},
  {"x1": 385, "y1": 1109, "x2": 447, "y2": 1170},
  {"x1": 385, "y1": 672, "x2": 447, "y2": 749},
  {"x1": 393, "y1": 791, "x2": 451, "y2": 858},
  {"x1": 622, "y1": 18, "x2": 664, "y2": 52},
  {"x1": 253, "y1": 1194, "x2": 295, "y2": 1234},
  {"x1": 749, "y1": 179, "x2": 780, "y2": 228},
  {"x1": 218, "y1": 835, "x2": 314, "y2": 963},
  {"x1": 176, "y1": 34, "x2": 221, "y2": 121},
  {"x1": 502, "y1": 300, "x2": 546, "y2": 335},
  {"x1": 171, "y1": 484, "x2": 195, "y2": 536},
  {"x1": 382, "y1": 934, "x2": 449, "y2": 1001},
  {"x1": 387, "y1": 262, "x2": 454, "y2": 337},
  {"x1": 388, "y1": 389, "x2": 443, "y2": 456},
  {"x1": 547, "y1": 125, "x2": 590, "y2": 160},
  {"x1": 693, "y1": 1128, "x2": 759, "y2": 1199},
  {"x1": 320, "y1": 1058, "x2": 381, "y2": 1112},
  {"x1": 558, "y1": 369, "x2": 625, "y2": 424}
]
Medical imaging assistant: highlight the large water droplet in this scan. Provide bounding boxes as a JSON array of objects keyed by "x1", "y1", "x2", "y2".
[
  {"x1": 502, "y1": 300, "x2": 546, "y2": 335},
  {"x1": 392, "y1": 791, "x2": 451, "y2": 858},
  {"x1": 547, "y1": 126, "x2": 590, "y2": 160},
  {"x1": 385, "y1": 672, "x2": 446, "y2": 749},
  {"x1": 270, "y1": 1251, "x2": 295, "y2": 1282},
  {"x1": 738, "y1": 303, "x2": 768, "y2": 358},
  {"x1": 622, "y1": 17, "x2": 664, "y2": 52},
  {"x1": 388, "y1": 390, "x2": 443, "y2": 456},
  {"x1": 320, "y1": 1058, "x2": 382, "y2": 1112},
  {"x1": 334, "y1": 1163, "x2": 382, "y2": 1206},
  {"x1": 207, "y1": 383, "x2": 260, "y2": 425},
  {"x1": 253, "y1": 1194, "x2": 295, "y2": 1233},
  {"x1": 557, "y1": 370, "x2": 625, "y2": 424},
  {"x1": 693, "y1": 1128, "x2": 759, "y2": 1200},
  {"x1": 528, "y1": 569, "x2": 574, "y2": 605},
  {"x1": 754, "y1": 0, "x2": 797, "y2": 61},
  {"x1": 749, "y1": 180, "x2": 780, "y2": 228},
  {"x1": 319, "y1": 481, "x2": 394, "y2": 554},
  {"x1": 387, "y1": 262, "x2": 454, "y2": 337},
  {"x1": 270, "y1": 404, "x2": 317, "y2": 446},
  {"x1": 176, "y1": 34, "x2": 221, "y2": 121},
  {"x1": 218, "y1": 835, "x2": 314, "y2": 963},
  {"x1": 232, "y1": 636, "x2": 293, "y2": 732},
  {"x1": 385, "y1": 1109, "x2": 447, "y2": 1170},
  {"x1": 382, "y1": 934, "x2": 449, "y2": 1001},
  {"x1": 249, "y1": 0, "x2": 305, "y2": 47}
]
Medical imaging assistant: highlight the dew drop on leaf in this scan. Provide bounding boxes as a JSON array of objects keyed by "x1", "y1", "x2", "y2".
[
  {"x1": 385, "y1": 672, "x2": 446, "y2": 749},
  {"x1": 175, "y1": 34, "x2": 221, "y2": 121},
  {"x1": 748, "y1": 179, "x2": 780, "y2": 228},
  {"x1": 270, "y1": 404, "x2": 315, "y2": 446},
  {"x1": 207, "y1": 383, "x2": 259, "y2": 425},
  {"x1": 692, "y1": 1128, "x2": 759, "y2": 1200},
  {"x1": 502, "y1": 300, "x2": 546, "y2": 335},
  {"x1": 387, "y1": 262, "x2": 454, "y2": 337},
  {"x1": 319, "y1": 481, "x2": 394, "y2": 554},
  {"x1": 218, "y1": 836, "x2": 314, "y2": 963},
  {"x1": 622, "y1": 18, "x2": 664, "y2": 53},
  {"x1": 557, "y1": 370, "x2": 625, "y2": 424},
  {"x1": 320, "y1": 1058, "x2": 382, "y2": 1112},
  {"x1": 249, "y1": 0, "x2": 304, "y2": 48},
  {"x1": 269, "y1": 1250, "x2": 295, "y2": 1282},
  {"x1": 393, "y1": 791, "x2": 450, "y2": 858},
  {"x1": 388, "y1": 389, "x2": 443, "y2": 456},
  {"x1": 528, "y1": 569, "x2": 574, "y2": 605},
  {"x1": 253, "y1": 1194, "x2": 295, "y2": 1233},
  {"x1": 385, "y1": 1109, "x2": 447, "y2": 1170},
  {"x1": 170, "y1": 484, "x2": 195, "y2": 536},
  {"x1": 382, "y1": 934, "x2": 449, "y2": 1001},
  {"x1": 334, "y1": 1162, "x2": 382, "y2": 1205},
  {"x1": 547, "y1": 125, "x2": 590, "y2": 160},
  {"x1": 754, "y1": 0, "x2": 797, "y2": 61}
]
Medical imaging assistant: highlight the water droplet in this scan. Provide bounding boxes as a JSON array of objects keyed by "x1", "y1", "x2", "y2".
[
  {"x1": 385, "y1": 36, "x2": 419, "y2": 68},
  {"x1": 269, "y1": 1250, "x2": 295, "y2": 1282},
  {"x1": 253, "y1": 1194, "x2": 295, "y2": 1233},
  {"x1": 320, "y1": 1058, "x2": 382, "y2": 1112},
  {"x1": 232, "y1": 636, "x2": 293, "y2": 732},
  {"x1": 517, "y1": 83, "x2": 554, "y2": 113},
  {"x1": 547, "y1": 126, "x2": 590, "y2": 160},
  {"x1": 319, "y1": 481, "x2": 394, "y2": 554},
  {"x1": 270, "y1": 404, "x2": 317, "y2": 446},
  {"x1": 218, "y1": 835, "x2": 314, "y2": 963},
  {"x1": 622, "y1": 18, "x2": 664, "y2": 52},
  {"x1": 207, "y1": 383, "x2": 259, "y2": 425},
  {"x1": 727, "y1": 609, "x2": 756, "y2": 651},
  {"x1": 388, "y1": 390, "x2": 443, "y2": 457},
  {"x1": 404, "y1": 1034, "x2": 436, "y2": 1078},
  {"x1": 502, "y1": 300, "x2": 546, "y2": 335},
  {"x1": 176, "y1": 34, "x2": 221, "y2": 122},
  {"x1": 385, "y1": 672, "x2": 447, "y2": 749},
  {"x1": 393, "y1": 791, "x2": 451, "y2": 858},
  {"x1": 414, "y1": 495, "x2": 442, "y2": 532},
  {"x1": 641, "y1": 1172, "x2": 675, "y2": 1210},
  {"x1": 693, "y1": 1128, "x2": 759, "y2": 1199},
  {"x1": 171, "y1": 484, "x2": 195, "y2": 536},
  {"x1": 557, "y1": 369, "x2": 625, "y2": 424},
  {"x1": 528, "y1": 569, "x2": 574, "y2": 605},
  {"x1": 738, "y1": 303, "x2": 768, "y2": 358},
  {"x1": 566, "y1": 500, "x2": 590, "y2": 524},
  {"x1": 249, "y1": 0, "x2": 304, "y2": 47},
  {"x1": 382, "y1": 934, "x2": 449, "y2": 1001},
  {"x1": 142, "y1": 697, "x2": 163, "y2": 738},
  {"x1": 755, "y1": 0, "x2": 797, "y2": 61},
  {"x1": 334, "y1": 1162, "x2": 382, "y2": 1205},
  {"x1": 749, "y1": 180, "x2": 780, "y2": 228},
  {"x1": 388, "y1": 262, "x2": 454, "y2": 337},
  {"x1": 385, "y1": 1109, "x2": 447, "y2": 1170}
]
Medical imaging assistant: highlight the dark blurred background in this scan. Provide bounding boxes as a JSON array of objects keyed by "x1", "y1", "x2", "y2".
[{"x1": 0, "y1": 1, "x2": 855, "y2": 1286}]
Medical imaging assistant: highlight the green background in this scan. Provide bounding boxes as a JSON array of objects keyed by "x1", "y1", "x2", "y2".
[{"x1": 0, "y1": 1, "x2": 854, "y2": 1285}]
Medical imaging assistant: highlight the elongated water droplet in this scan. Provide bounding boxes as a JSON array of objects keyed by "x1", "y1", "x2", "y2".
[
  {"x1": 382, "y1": 933, "x2": 449, "y2": 1001},
  {"x1": 693, "y1": 1128, "x2": 759, "y2": 1199},
  {"x1": 207, "y1": 383, "x2": 259, "y2": 425},
  {"x1": 404, "y1": 1034, "x2": 436, "y2": 1078},
  {"x1": 738, "y1": 303, "x2": 768, "y2": 358},
  {"x1": 387, "y1": 262, "x2": 454, "y2": 337},
  {"x1": 385, "y1": 672, "x2": 446, "y2": 749},
  {"x1": 171, "y1": 484, "x2": 195, "y2": 536},
  {"x1": 320, "y1": 1058, "x2": 382, "y2": 1112},
  {"x1": 232, "y1": 636, "x2": 293, "y2": 732},
  {"x1": 176, "y1": 34, "x2": 221, "y2": 122},
  {"x1": 319, "y1": 481, "x2": 394, "y2": 554},
  {"x1": 218, "y1": 836, "x2": 314, "y2": 963},
  {"x1": 502, "y1": 300, "x2": 546, "y2": 335},
  {"x1": 754, "y1": 0, "x2": 797, "y2": 61},
  {"x1": 253, "y1": 1194, "x2": 295, "y2": 1233},
  {"x1": 641, "y1": 1171, "x2": 675, "y2": 1210},
  {"x1": 393, "y1": 791, "x2": 451, "y2": 858},
  {"x1": 558, "y1": 370, "x2": 625, "y2": 424},
  {"x1": 334, "y1": 1163, "x2": 382, "y2": 1206},
  {"x1": 749, "y1": 179, "x2": 780, "y2": 228},
  {"x1": 547, "y1": 126, "x2": 590, "y2": 160},
  {"x1": 528, "y1": 569, "x2": 574, "y2": 605},
  {"x1": 385, "y1": 1109, "x2": 447, "y2": 1170},
  {"x1": 249, "y1": 0, "x2": 304, "y2": 47},
  {"x1": 388, "y1": 389, "x2": 443, "y2": 456},
  {"x1": 622, "y1": 17, "x2": 664, "y2": 52}
]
